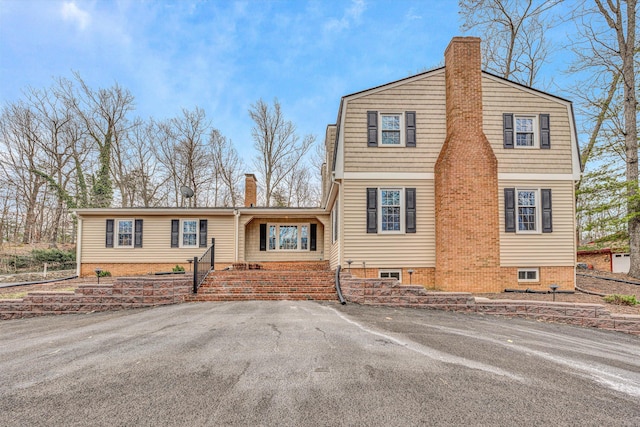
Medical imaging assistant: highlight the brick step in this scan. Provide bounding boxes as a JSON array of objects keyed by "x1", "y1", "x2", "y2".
[
  {"x1": 194, "y1": 269, "x2": 337, "y2": 302},
  {"x1": 186, "y1": 293, "x2": 337, "y2": 302}
]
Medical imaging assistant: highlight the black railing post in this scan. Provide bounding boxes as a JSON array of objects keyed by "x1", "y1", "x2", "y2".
[
  {"x1": 211, "y1": 238, "x2": 215, "y2": 271},
  {"x1": 193, "y1": 255, "x2": 199, "y2": 294}
]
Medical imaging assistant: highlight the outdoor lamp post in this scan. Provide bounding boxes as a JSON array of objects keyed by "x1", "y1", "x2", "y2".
[
  {"x1": 549, "y1": 284, "x2": 559, "y2": 302},
  {"x1": 408, "y1": 269, "x2": 414, "y2": 285},
  {"x1": 347, "y1": 259, "x2": 352, "y2": 272},
  {"x1": 187, "y1": 259, "x2": 193, "y2": 272},
  {"x1": 94, "y1": 268, "x2": 103, "y2": 284}
]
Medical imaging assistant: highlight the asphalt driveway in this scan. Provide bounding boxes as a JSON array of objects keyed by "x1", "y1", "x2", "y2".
[{"x1": 1, "y1": 301, "x2": 639, "y2": 426}]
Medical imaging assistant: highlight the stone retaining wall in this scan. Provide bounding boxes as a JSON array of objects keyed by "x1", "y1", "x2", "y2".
[
  {"x1": 0, "y1": 276, "x2": 191, "y2": 320},
  {"x1": 339, "y1": 272, "x2": 640, "y2": 335}
]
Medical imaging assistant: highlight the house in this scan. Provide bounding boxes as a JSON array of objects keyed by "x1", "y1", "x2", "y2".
[{"x1": 75, "y1": 37, "x2": 580, "y2": 293}]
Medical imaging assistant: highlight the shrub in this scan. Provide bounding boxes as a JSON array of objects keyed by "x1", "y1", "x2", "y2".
[
  {"x1": 31, "y1": 248, "x2": 76, "y2": 264},
  {"x1": 97, "y1": 270, "x2": 112, "y2": 278},
  {"x1": 172, "y1": 265, "x2": 185, "y2": 272},
  {"x1": 603, "y1": 294, "x2": 638, "y2": 306}
]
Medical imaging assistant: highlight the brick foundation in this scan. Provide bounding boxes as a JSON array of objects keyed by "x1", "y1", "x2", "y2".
[
  {"x1": 80, "y1": 263, "x2": 230, "y2": 278},
  {"x1": 347, "y1": 267, "x2": 435, "y2": 287}
]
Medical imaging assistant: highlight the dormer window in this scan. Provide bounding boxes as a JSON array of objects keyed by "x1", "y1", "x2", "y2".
[
  {"x1": 367, "y1": 111, "x2": 416, "y2": 147},
  {"x1": 381, "y1": 114, "x2": 401, "y2": 145},
  {"x1": 515, "y1": 116, "x2": 536, "y2": 147}
]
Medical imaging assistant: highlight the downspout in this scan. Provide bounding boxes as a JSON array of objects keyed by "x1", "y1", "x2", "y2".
[{"x1": 234, "y1": 209, "x2": 240, "y2": 262}]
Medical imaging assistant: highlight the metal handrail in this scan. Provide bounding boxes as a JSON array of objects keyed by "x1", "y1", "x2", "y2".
[{"x1": 193, "y1": 238, "x2": 215, "y2": 293}]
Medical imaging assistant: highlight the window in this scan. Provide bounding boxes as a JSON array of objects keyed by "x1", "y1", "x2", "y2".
[
  {"x1": 368, "y1": 111, "x2": 416, "y2": 147},
  {"x1": 380, "y1": 189, "x2": 402, "y2": 232},
  {"x1": 517, "y1": 190, "x2": 538, "y2": 232},
  {"x1": 116, "y1": 220, "x2": 133, "y2": 247},
  {"x1": 381, "y1": 114, "x2": 401, "y2": 145},
  {"x1": 503, "y1": 113, "x2": 550, "y2": 149},
  {"x1": 518, "y1": 268, "x2": 539, "y2": 283},
  {"x1": 367, "y1": 187, "x2": 416, "y2": 234},
  {"x1": 267, "y1": 224, "x2": 310, "y2": 251},
  {"x1": 505, "y1": 188, "x2": 552, "y2": 234},
  {"x1": 515, "y1": 116, "x2": 535, "y2": 147},
  {"x1": 379, "y1": 270, "x2": 402, "y2": 282},
  {"x1": 182, "y1": 220, "x2": 198, "y2": 247}
]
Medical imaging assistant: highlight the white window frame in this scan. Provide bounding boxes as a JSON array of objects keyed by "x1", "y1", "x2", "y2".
[
  {"x1": 517, "y1": 268, "x2": 539, "y2": 283},
  {"x1": 115, "y1": 219, "x2": 134, "y2": 248},
  {"x1": 379, "y1": 113, "x2": 405, "y2": 147},
  {"x1": 516, "y1": 189, "x2": 540, "y2": 234},
  {"x1": 267, "y1": 223, "x2": 310, "y2": 251},
  {"x1": 379, "y1": 269, "x2": 402, "y2": 283},
  {"x1": 378, "y1": 188, "x2": 404, "y2": 234},
  {"x1": 514, "y1": 115, "x2": 538, "y2": 149},
  {"x1": 180, "y1": 219, "x2": 199, "y2": 248}
]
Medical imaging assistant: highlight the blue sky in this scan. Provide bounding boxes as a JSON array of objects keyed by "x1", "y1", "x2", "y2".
[{"x1": 0, "y1": 0, "x2": 579, "y2": 162}]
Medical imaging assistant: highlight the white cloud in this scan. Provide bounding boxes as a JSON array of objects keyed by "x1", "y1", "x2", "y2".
[
  {"x1": 324, "y1": 0, "x2": 366, "y2": 32},
  {"x1": 61, "y1": 1, "x2": 91, "y2": 31}
]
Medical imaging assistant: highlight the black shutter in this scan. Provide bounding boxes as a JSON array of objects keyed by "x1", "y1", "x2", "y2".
[
  {"x1": 503, "y1": 113, "x2": 514, "y2": 149},
  {"x1": 367, "y1": 111, "x2": 378, "y2": 147},
  {"x1": 504, "y1": 188, "x2": 516, "y2": 232},
  {"x1": 541, "y1": 189, "x2": 553, "y2": 233},
  {"x1": 105, "y1": 219, "x2": 114, "y2": 248},
  {"x1": 171, "y1": 219, "x2": 179, "y2": 248},
  {"x1": 310, "y1": 224, "x2": 317, "y2": 251},
  {"x1": 199, "y1": 219, "x2": 208, "y2": 248},
  {"x1": 406, "y1": 111, "x2": 416, "y2": 147},
  {"x1": 539, "y1": 114, "x2": 550, "y2": 149},
  {"x1": 134, "y1": 219, "x2": 143, "y2": 248},
  {"x1": 259, "y1": 224, "x2": 267, "y2": 251},
  {"x1": 366, "y1": 188, "x2": 377, "y2": 233},
  {"x1": 405, "y1": 188, "x2": 416, "y2": 233}
]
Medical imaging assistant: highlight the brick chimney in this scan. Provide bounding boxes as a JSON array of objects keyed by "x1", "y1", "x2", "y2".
[
  {"x1": 434, "y1": 37, "x2": 501, "y2": 292},
  {"x1": 244, "y1": 174, "x2": 257, "y2": 207}
]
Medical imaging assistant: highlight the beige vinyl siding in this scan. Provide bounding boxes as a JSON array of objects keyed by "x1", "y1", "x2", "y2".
[
  {"x1": 342, "y1": 180, "x2": 434, "y2": 268},
  {"x1": 329, "y1": 190, "x2": 342, "y2": 269},
  {"x1": 244, "y1": 218, "x2": 327, "y2": 262},
  {"x1": 342, "y1": 71, "x2": 574, "y2": 175},
  {"x1": 80, "y1": 215, "x2": 235, "y2": 263},
  {"x1": 483, "y1": 77, "x2": 574, "y2": 174},
  {"x1": 499, "y1": 180, "x2": 576, "y2": 266},
  {"x1": 343, "y1": 72, "x2": 446, "y2": 173}
]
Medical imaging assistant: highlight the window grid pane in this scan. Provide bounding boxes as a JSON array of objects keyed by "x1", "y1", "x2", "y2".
[
  {"x1": 279, "y1": 226, "x2": 298, "y2": 250},
  {"x1": 182, "y1": 220, "x2": 197, "y2": 246},
  {"x1": 517, "y1": 191, "x2": 536, "y2": 231},
  {"x1": 516, "y1": 118, "x2": 534, "y2": 147},
  {"x1": 381, "y1": 190, "x2": 401, "y2": 231},
  {"x1": 381, "y1": 115, "x2": 401, "y2": 145},
  {"x1": 269, "y1": 225, "x2": 276, "y2": 250},
  {"x1": 118, "y1": 221, "x2": 133, "y2": 246},
  {"x1": 301, "y1": 225, "x2": 308, "y2": 250}
]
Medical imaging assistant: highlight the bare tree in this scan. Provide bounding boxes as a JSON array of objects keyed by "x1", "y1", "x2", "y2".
[
  {"x1": 0, "y1": 103, "x2": 47, "y2": 244},
  {"x1": 116, "y1": 119, "x2": 167, "y2": 207},
  {"x1": 591, "y1": 0, "x2": 638, "y2": 277},
  {"x1": 153, "y1": 108, "x2": 213, "y2": 207},
  {"x1": 459, "y1": 0, "x2": 562, "y2": 87},
  {"x1": 58, "y1": 73, "x2": 135, "y2": 207},
  {"x1": 249, "y1": 98, "x2": 314, "y2": 207},
  {"x1": 210, "y1": 129, "x2": 244, "y2": 207},
  {"x1": 24, "y1": 85, "x2": 79, "y2": 246}
]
